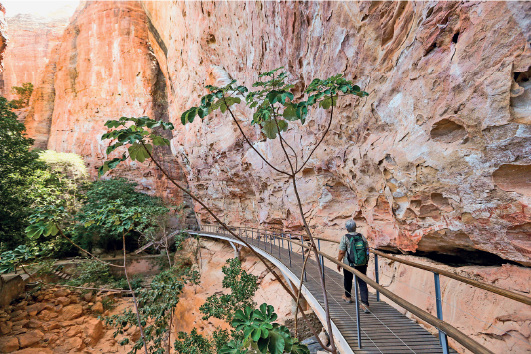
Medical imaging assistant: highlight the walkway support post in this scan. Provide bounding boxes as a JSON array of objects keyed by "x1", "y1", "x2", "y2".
[
  {"x1": 353, "y1": 274, "x2": 362, "y2": 349},
  {"x1": 375, "y1": 254, "x2": 380, "y2": 301},
  {"x1": 301, "y1": 237, "x2": 308, "y2": 281},
  {"x1": 434, "y1": 272, "x2": 449, "y2": 354},
  {"x1": 289, "y1": 234, "x2": 292, "y2": 267}
]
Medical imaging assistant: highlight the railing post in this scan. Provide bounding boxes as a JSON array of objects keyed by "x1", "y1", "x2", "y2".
[
  {"x1": 375, "y1": 254, "x2": 380, "y2": 301},
  {"x1": 434, "y1": 272, "x2": 449, "y2": 354},
  {"x1": 354, "y1": 273, "x2": 362, "y2": 349},
  {"x1": 317, "y1": 239, "x2": 324, "y2": 280},
  {"x1": 278, "y1": 234, "x2": 281, "y2": 259},
  {"x1": 301, "y1": 238, "x2": 307, "y2": 282},
  {"x1": 288, "y1": 234, "x2": 292, "y2": 267}
]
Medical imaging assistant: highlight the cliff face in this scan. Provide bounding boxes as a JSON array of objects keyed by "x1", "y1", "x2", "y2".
[
  {"x1": 140, "y1": 1, "x2": 531, "y2": 266},
  {"x1": 18, "y1": 1, "x2": 531, "y2": 265},
  {"x1": 23, "y1": 0, "x2": 196, "y2": 226},
  {"x1": 1, "y1": 11, "x2": 70, "y2": 100},
  {"x1": 0, "y1": 4, "x2": 7, "y2": 74}
]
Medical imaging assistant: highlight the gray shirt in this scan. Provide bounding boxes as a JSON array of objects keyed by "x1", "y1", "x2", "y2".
[{"x1": 339, "y1": 232, "x2": 368, "y2": 265}]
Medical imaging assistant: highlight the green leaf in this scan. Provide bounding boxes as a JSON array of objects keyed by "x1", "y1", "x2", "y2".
[
  {"x1": 283, "y1": 104, "x2": 297, "y2": 121},
  {"x1": 152, "y1": 136, "x2": 170, "y2": 146},
  {"x1": 277, "y1": 120, "x2": 288, "y2": 132},
  {"x1": 181, "y1": 107, "x2": 197, "y2": 125},
  {"x1": 25, "y1": 223, "x2": 46, "y2": 239},
  {"x1": 267, "y1": 330, "x2": 285, "y2": 354},
  {"x1": 261, "y1": 120, "x2": 278, "y2": 139},
  {"x1": 257, "y1": 337, "x2": 269, "y2": 354}
]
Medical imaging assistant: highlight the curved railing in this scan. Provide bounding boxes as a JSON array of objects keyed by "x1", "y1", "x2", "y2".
[{"x1": 193, "y1": 224, "x2": 531, "y2": 354}]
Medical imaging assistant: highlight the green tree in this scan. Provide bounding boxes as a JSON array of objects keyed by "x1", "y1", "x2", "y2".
[
  {"x1": 9, "y1": 82, "x2": 34, "y2": 108},
  {"x1": 73, "y1": 178, "x2": 170, "y2": 252},
  {"x1": 0, "y1": 97, "x2": 45, "y2": 249},
  {"x1": 175, "y1": 259, "x2": 309, "y2": 354},
  {"x1": 99, "y1": 68, "x2": 368, "y2": 353},
  {"x1": 200, "y1": 258, "x2": 258, "y2": 322}
]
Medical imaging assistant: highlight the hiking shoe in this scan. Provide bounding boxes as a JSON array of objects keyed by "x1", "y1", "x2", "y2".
[
  {"x1": 361, "y1": 302, "x2": 370, "y2": 313},
  {"x1": 341, "y1": 295, "x2": 352, "y2": 303}
]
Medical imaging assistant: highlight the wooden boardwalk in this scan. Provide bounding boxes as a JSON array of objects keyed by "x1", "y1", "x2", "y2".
[{"x1": 192, "y1": 230, "x2": 457, "y2": 354}]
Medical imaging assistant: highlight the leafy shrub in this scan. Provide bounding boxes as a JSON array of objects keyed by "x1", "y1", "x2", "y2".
[
  {"x1": 9, "y1": 82, "x2": 33, "y2": 108},
  {"x1": 67, "y1": 260, "x2": 114, "y2": 287},
  {"x1": 200, "y1": 258, "x2": 258, "y2": 322},
  {"x1": 105, "y1": 265, "x2": 200, "y2": 354},
  {"x1": 73, "y1": 178, "x2": 169, "y2": 252},
  {"x1": 0, "y1": 97, "x2": 46, "y2": 250}
]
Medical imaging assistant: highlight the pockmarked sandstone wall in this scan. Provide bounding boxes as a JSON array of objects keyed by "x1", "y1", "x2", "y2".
[
  {"x1": 0, "y1": 10, "x2": 71, "y2": 100},
  {"x1": 142, "y1": 1, "x2": 531, "y2": 267}
]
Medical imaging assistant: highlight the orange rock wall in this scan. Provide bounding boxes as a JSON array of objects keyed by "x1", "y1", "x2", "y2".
[
  {"x1": 141, "y1": 1, "x2": 531, "y2": 266},
  {"x1": 1, "y1": 12, "x2": 70, "y2": 100},
  {"x1": 0, "y1": 4, "x2": 8, "y2": 74},
  {"x1": 22, "y1": 1, "x2": 196, "y2": 224}
]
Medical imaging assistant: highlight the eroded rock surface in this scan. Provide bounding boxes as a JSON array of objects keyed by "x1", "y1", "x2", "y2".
[
  {"x1": 17, "y1": 1, "x2": 531, "y2": 264},
  {"x1": 140, "y1": 1, "x2": 531, "y2": 266},
  {"x1": 0, "y1": 286, "x2": 137, "y2": 354},
  {"x1": 23, "y1": 0, "x2": 196, "y2": 226},
  {"x1": 0, "y1": 10, "x2": 71, "y2": 100}
]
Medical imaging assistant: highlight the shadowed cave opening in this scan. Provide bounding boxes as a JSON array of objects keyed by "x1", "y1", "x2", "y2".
[{"x1": 378, "y1": 246, "x2": 521, "y2": 267}]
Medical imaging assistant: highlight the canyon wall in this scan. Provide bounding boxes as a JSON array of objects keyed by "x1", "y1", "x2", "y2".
[
  {"x1": 141, "y1": 1, "x2": 531, "y2": 267},
  {"x1": 21, "y1": 1, "x2": 196, "y2": 226},
  {"x1": 17, "y1": 1, "x2": 531, "y2": 265},
  {"x1": 0, "y1": 4, "x2": 7, "y2": 74},
  {"x1": 0, "y1": 10, "x2": 71, "y2": 100}
]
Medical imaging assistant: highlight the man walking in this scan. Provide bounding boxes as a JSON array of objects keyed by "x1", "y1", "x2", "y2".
[{"x1": 337, "y1": 220, "x2": 370, "y2": 313}]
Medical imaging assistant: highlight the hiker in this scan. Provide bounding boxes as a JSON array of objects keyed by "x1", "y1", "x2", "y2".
[{"x1": 337, "y1": 220, "x2": 370, "y2": 313}]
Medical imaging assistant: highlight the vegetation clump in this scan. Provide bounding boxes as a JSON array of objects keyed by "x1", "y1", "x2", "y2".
[{"x1": 9, "y1": 82, "x2": 33, "y2": 108}]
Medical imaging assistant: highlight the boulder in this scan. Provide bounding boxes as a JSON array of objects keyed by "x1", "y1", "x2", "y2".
[
  {"x1": 91, "y1": 302, "x2": 103, "y2": 314},
  {"x1": 12, "y1": 319, "x2": 29, "y2": 328},
  {"x1": 43, "y1": 333, "x2": 58, "y2": 346},
  {"x1": 53, "y1": 289, "x2": 69, "y2": 298},
  {"x1": 84, "y1": 318, "x2": 103, "y2": 346},
  {"x1": 0, "y1": 321, "x2": 12, "y2": 335},
  {"x1": 25, "y1": 303, "x2": 46, "y2": 316},
  {"x1": 17, "y1": 330, "x2": 44, "y2": 348},
  {"x1": 61, "y1": 304, "x2": 83, "y2": 321},
  {"x1": 55, "y1": 297, "x2": 70, "y2": 306},
  {"x1": 65, "y1": 325, "x2": 82, "y2": 337},
  {"x1": 37, "y1": 311, "x2": 57, "y2": 322},
  {"x1": 27, "y1": 319, "x2": 42, "y2": 329},
  {"x1": 82, "y1": 292, "x2": 93, "y2": 302},
  {"x1": 63, "y1": 337, "x2": 84, "y2": 352},
  {"x1": 41, "y1": 322, "x2": 59, "y2": 331},
  {"x1": 0, "y1": 336, "x2": 19, "y2": 353}
]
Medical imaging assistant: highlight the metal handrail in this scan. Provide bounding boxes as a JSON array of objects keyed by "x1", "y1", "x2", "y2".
[
  {"x1": 195, "y1": 224, "x2": 495, "y2": 354},
  {"x1": 199, "y1": 224, "x2": 531, "y2": 307}
]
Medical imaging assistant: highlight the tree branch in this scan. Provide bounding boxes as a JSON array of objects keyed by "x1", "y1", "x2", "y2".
[
  {"x1": 296, "y1": 99, "x2": 334, "y2": 174},
  {"x1": 122, "y1": 231, "x2": 149, "y2": 354},
  {"x1": 56, "y1": 226, "x2": 124, "y2": 268},
  {"x1": 140, "y1": 142, "x2": 330, "y2": 351},
  {"x1": 224, "y1": 100, "x2": 291, "y2": 177}
]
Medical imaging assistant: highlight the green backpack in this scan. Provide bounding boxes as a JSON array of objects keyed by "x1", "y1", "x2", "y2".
[{"x1": 346, "y1": 233, "x2": 368, "y2": 266}]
